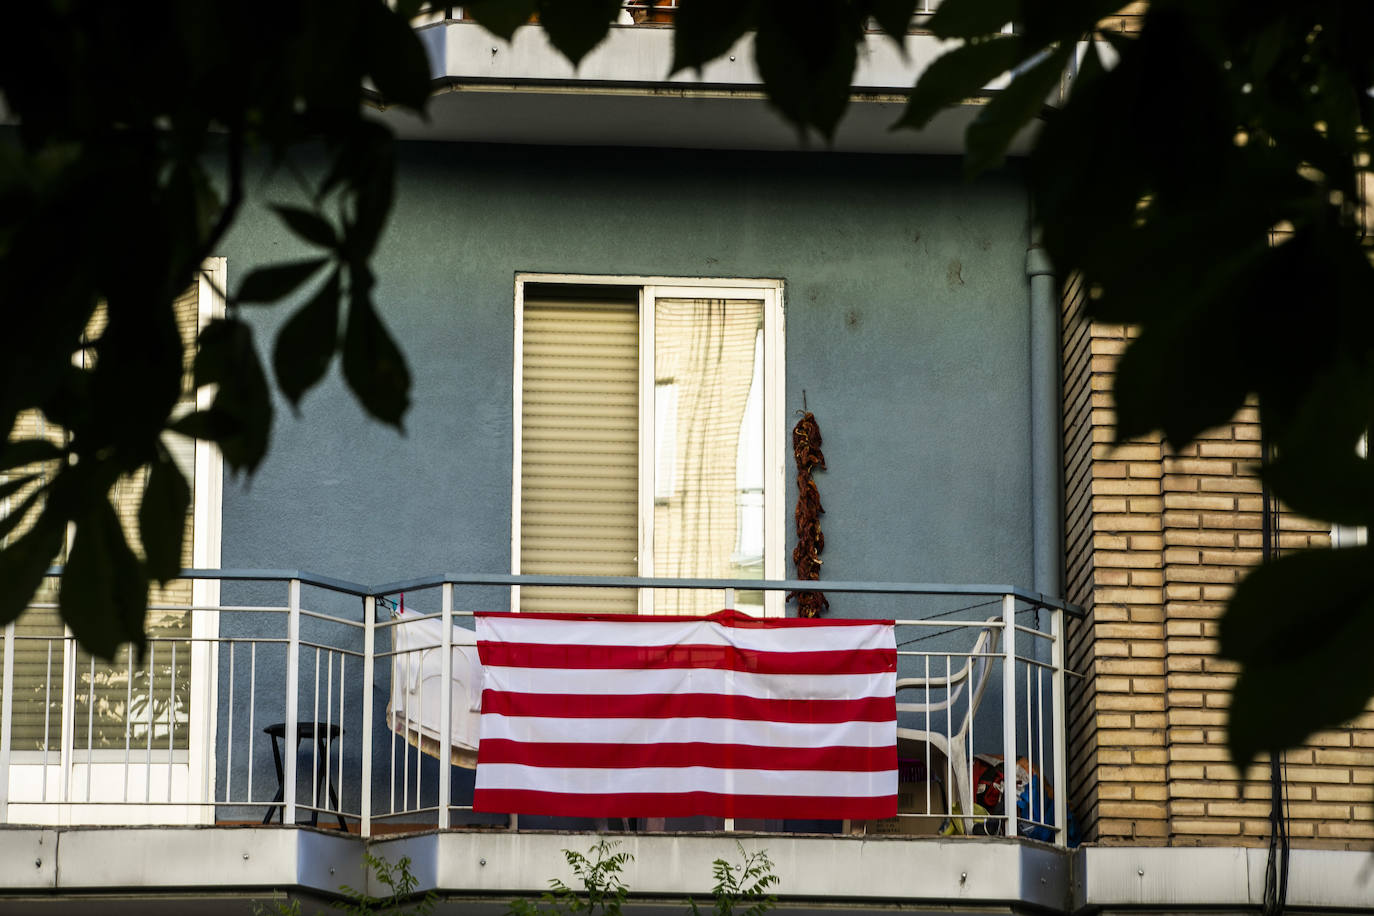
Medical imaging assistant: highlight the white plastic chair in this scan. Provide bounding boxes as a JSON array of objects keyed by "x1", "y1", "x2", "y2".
[
  {"x1": 895, "y1": 617, "x2": 1000, "y2": 833},
  {"x1": 386, "y1": 611, "x2": 483, "y2": 769}
]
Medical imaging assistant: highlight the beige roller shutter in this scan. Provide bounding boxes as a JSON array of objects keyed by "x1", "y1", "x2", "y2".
[
  {"x1": 519, "y1": 298, "x2": 639, "y2": 613},
  {"x1": 3, "y1": 309, "x2": 74, "y2": 745},
  {"x1": 2, "y1": 408, "x2": 65, "y2": 751},
  {"x1": 2, "y1": 283, "x2": 200, "y2": 751}
]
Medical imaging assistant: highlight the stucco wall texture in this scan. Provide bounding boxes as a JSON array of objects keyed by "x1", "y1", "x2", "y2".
[{"x1": 218, "y1": 143, "x2": 1038, "y2": 613}]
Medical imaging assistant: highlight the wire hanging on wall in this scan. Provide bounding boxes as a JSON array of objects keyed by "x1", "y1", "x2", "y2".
[{"x1": 1260, "y1": 416, "x2": 1289, "y2": 916}]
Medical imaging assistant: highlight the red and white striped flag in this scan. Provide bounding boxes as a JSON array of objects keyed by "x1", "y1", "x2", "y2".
[{"x1": 473, "y1": 610, "x2": 897, "y2": 819}]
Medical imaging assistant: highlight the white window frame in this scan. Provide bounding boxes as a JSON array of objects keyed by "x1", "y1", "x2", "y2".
[
  {"x1": 187, "y1": 258, "x2": 226, "y2": 817},
  {"x1": 1, "y1": 260, "x2": 225, "y2": 826},
  {"x1": 511, "y1": 274, "x2": 787, "y2": 616}
]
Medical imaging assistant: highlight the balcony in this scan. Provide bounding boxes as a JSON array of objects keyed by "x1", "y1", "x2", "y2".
[
  {"x1": 0, "y1": 570, "x2": 1073, "y2": 836},
  {"x1": 0, "y1": 571, "x2": 1085, "y2": 912},
  {"x1": 384, "y1": 3, "x2": 1042, "y2": 155}
]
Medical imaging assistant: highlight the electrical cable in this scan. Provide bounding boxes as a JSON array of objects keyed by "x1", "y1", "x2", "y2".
[
  {"x1": 897, "y1": 599, "x2": 1045, "y2": 647},
  {"x1": 896, "y1": 598, "x2": 1003, "y2": 646},
  {"x1": 1260, "y1": 419, "x2": 1290, "y2": 916}
]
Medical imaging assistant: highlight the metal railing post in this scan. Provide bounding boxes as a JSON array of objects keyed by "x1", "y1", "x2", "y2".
[
  {"x1": 192, "y1": 572, "x2": 223, "y2": 819},
  {"x1": 59, "y1": 630, "x2": 76, "y2": 803},
  {"x1": 0, "y1": 567, "x2": 1078, "y2": 836},
  {"x1": 361, "y1": 596, "x2": 375, "y2": 837},
  {"x1": 1050, "y1": 606, "x2": 1068, "y2": 846},
  {"x1": 438, "y1": 582, "x2": 454, "y2": 830},
  {"x1": 1001, "y1": 593, "x2": 1018, "y2": 839},
  {"x1": 721, "y1": 589, "x2": 735, "y2": 833},
  {"x1": 0, "y1": 621, "x2": 14, "y2": 824},
  {"x1": 283, "y1": 579, "x2": 301, "y2": 826}
]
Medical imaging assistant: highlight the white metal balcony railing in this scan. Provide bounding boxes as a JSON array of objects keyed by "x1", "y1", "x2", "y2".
[{"x1": 0, "y1": 570, "x2": 1074, "y2": 845}]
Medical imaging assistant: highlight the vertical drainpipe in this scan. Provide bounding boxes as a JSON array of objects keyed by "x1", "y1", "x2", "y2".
[{"x1": 1027, "y1": 222, "x2": 1063, "y2": 602}]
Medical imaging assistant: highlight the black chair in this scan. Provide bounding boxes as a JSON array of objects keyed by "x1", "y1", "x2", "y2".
[{"x1": 261, "y1": 722, "x2": 348, "y2": 830}]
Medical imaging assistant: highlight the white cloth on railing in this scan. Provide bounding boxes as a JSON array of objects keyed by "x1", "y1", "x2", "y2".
[{"x1": 386, "y1": 611, "x2": 483, "y2": 769}]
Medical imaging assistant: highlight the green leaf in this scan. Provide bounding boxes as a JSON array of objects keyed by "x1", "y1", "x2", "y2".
[
  {"x1": 338, "y1": 128, "x2": 397, "y2": 262},
  {"x1": 193, "y1": 319, "x2": 274, "y2": 472},
  {"x1": 1110, "y1": 309, "x2": 1251, "y2": 447},
  {"x1": 167, "y1": 409, "x2": 226, "y2": 442},
  {"x1": 193, "y1": 318, "x2": 236, "y2": 393},
  {"x1": 672, "y1": 0, "x2": 760, "y2": 74},
  {"x1": 1022, "y1": 0, "x2": 1133, "y2": 49},
  {"x1": 139, "y1": 451, "x2": 190, "y2": 583},
  {"x1": 866, "y1": 0, "x2": 922, "y2": 42},
  {"x1": 0, "y1": 438, "x2": 62, "y2": 471},
  {"x1": 319, "y1": 121, "x2": 393, "y2": 203},
  {"x1": 61, "y1": 498, "x2": 149, "y2": 659},
  {"x1": 964, "y1": 43, "x2": 1073, "y2": 176},
  {"x1": 165, "y1": 159, "x2": 220, "y2": 256},
  {"x1": 893, "y1": 36, "x2": 1023, "y2": 130},
  {"x1": 1249, "y1": 21, "x2": 1285, "y2": 80},
  {"x1": 235, "y1": 258, "x2": 330, "y2": 305},
  {"x1": 536, "y1": 0, "x2": 624, "y2": 67},
  {"x1": 0, "y1": 509, "x2": 65, "y2": 627},
  {"x1": 1221, "y1": 547, "x2": 1374, "y2": 767},
  {"x1": 1107, "y1": 219, "x2": 1372, "y2": 449},
  {"x1": 0, "y1": 485, "x2": 44, "y2": 544},
  {"x1": 1263, "y1": 450, "x2": 1374, "y2": 529},
  {"x1": 1259, "y1": 362, "x2": 1374, "y2": 528},
  {"x1": 342, "y1": 271, "x2": 411, "y2": 428},
  {"x1": 754, "y1": 9, "x2": 862, "y2": 139},
  {"x1": 1250, "y1": 231, "x2": 1374, "y2": 434},
  {"x1": 0, "y1": 472, "x2": 39, "y2": 502},
  {"x1": 463, "y1": 0, "x2": 539, "y2": 41},
  {"x1": 366, "y1": 0, "x2": 434, "y2": 109},
  {"x1": 271, "y1": 205, "x2": 338, "y2": 251},
  {"x1": 90, "y1": 283, "x2": 187, "y2": 453},
  {"x1": 274, "y1": 268, "x2": 342, "y2": 406},
  {"x1": 925, "y1": 0, "x2": 1016, "y2": 39}
]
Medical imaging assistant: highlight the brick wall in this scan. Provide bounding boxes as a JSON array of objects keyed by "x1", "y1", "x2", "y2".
[
  {"x1": 1062, "y1": 281, "x2": 1374, "y2": 848},
  {"x1": 1098, "y1": 2, "x2": 1147, "y2": 34},
  {"x1": 1062, "y1": 271, "x2": 1101, "y2": 837}
]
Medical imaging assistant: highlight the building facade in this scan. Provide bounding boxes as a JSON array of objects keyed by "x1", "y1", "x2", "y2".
[
  {"x1": 1063, "y1": 280, "x2": 1374, "y2": 850},
  {"x1": 1, "y1": 8, "x2": 1370, "y2": 915}
]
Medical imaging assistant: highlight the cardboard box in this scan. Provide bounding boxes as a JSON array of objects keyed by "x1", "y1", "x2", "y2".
[{"x1": 856, "y1": 757, "x2": 949, "y2": 836}]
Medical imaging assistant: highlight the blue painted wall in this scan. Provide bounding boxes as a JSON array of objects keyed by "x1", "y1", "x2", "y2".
[
  {"x1": 219, "y1": 143, "x2": 1035, "y2": 608},
  {"x1": 212, "y1": 143, "x2": 1037, "y2": 822}
]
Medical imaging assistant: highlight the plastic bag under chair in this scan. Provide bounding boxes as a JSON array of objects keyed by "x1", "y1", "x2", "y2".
[{"x1": 386, "y1": 610, "x2": 483, "y2": 769}]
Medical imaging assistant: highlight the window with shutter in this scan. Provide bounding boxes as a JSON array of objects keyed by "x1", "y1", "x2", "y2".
[
  {"x1": 2, "y1": 280, "x2": 200, "y2": 755},
  {"x1": 513, "y1": 278, "x2": 785, "y2": 616},
  {"x1": 2, "y1": 260, "x2": 224, "y2": 817}
]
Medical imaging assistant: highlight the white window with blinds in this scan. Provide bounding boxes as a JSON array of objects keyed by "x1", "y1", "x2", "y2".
[
  {"x1": 512, "y1": 276, "x2": 785, "y2": 617},
  {"x1": 1, "y1": 259, "x2": 225, "y2": 823}
]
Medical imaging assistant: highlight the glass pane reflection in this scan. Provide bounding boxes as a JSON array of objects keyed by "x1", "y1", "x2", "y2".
[{"x1": 652, "y1": 298, "x2": 765, "y2": 614}]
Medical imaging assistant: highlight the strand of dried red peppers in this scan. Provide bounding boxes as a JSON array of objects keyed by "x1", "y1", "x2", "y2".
[{"x1": 789, "y1": 411, "x2": 828, "y2": 617}]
